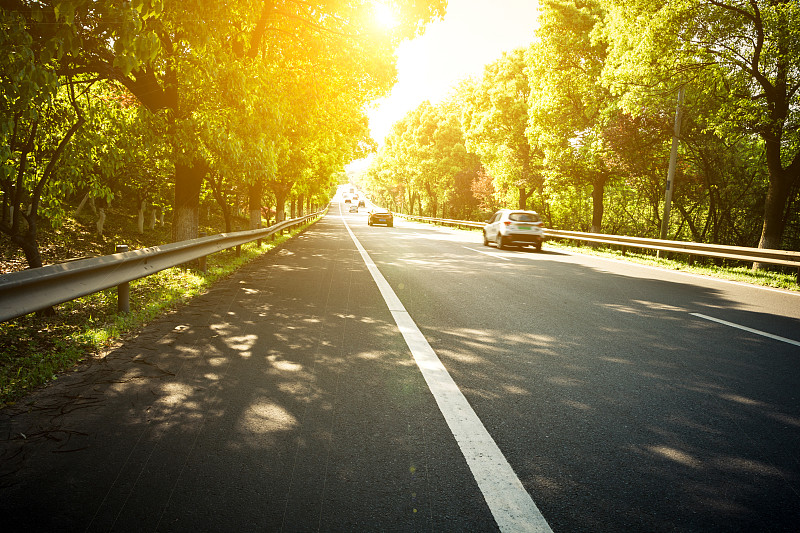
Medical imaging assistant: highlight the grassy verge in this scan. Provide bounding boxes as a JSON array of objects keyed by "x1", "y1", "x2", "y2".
[
  {"x1": 0, "y1": 221, "x2": 317, "y2": 407},
  {"x1": 544, "y1": 239, "x2": 799, "y2": 291}
]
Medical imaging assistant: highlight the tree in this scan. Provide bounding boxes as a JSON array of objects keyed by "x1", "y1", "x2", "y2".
[
  {"x1": 2, "y1": 0, "x2": 448, "y2": 270},
  {"x1": 461, "y1": 49, "x2": 543, "y2": 211},
  {"x1": 600, "y1": 0, "x2": 800, "y2": 251},
  {"x1": 366, "y1": 98, "x2": 480, "y2": 217},
  {"x1": 408, "y1": 100, "x2": 480, "y2": 217},
  {"x1": 1, "y1": 1, "x2": 151, "y2": 267},
  {"x1": 526, "y1": 0, "x2": 616, "y2": 233}
]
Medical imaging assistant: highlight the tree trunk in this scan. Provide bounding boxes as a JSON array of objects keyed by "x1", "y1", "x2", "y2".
[
  {"x1": 75, "y1": 192, "x2": 90, "y2": 215},
  {"x1": 172, "y1": 161, "x2": 205, "y2": 243},
  {"x1": 96, "y1": 208, "x2": 106, "y2": 236},
  {"x1": 248, "y1": 181, "x2": 262, "y2": 230},
  {"x1": 590, "y1": 178, "x2": 606, "y2": 234},
  {"x1": 757, "y1": 171, "x2": 793, "y2": 250},
  {"x1": 297, "y1": 194, "x2": 305, "y2": 216},
  {"x1": 290, "y1": 197, "x2": 296, "y2": 219},
  {"x1": 518, "y1": 186, "x2": 532, "y2": 210},
  {"x1": 275, "y1": 191, "x2": 287, "y2": 222},
  {"x1": 149, "y1": 208, "x2": 157, "y2": 230},
  {"x1": 137, "y1": 200, "x2": 146, "y2": 234},
  {"x1": 11, "y1": 230, "x2": 56, "y2": 316},
  {"x1": 753, "y1": 172, "x2": 793, "y2": 269},
  {"x1": 12, "y1": 233, "x2": 43, "y2": 269},
  {"x1": 755, "y1": 68, "x2": 800, "y2": 255}
]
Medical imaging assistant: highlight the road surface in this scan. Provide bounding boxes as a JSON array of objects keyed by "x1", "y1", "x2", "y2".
[{"x1": 1, "y1": 203, "x2": 798, "y2": 532}]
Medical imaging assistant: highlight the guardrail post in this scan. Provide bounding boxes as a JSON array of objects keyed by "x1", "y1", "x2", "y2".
[
  {"x1": 198, "y1": 232, "x2": 207, "y2": 273},
  {"x1": 235, "y1": 225, "x2": 241, "y2": 257},
  {"x1": 116, "y1": 244, "x2": 130, "y2": 313}
]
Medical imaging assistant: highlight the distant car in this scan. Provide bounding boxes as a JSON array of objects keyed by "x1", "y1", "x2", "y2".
[
  {"x1": 348, "y1": 204, "x2": 358, "y2": 213},
  {"x1": 358, "y1": 199, "x2": 365, "y2": 208},
  {"x1": 368, "y1": 209, "x2": 393, "y2": 227},
  {"x1": 483, "y1": 209, "x2": 544, "y2": 251}
]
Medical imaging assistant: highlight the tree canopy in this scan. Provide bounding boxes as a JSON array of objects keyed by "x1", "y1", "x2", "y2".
[
  {"x1": 599, "y1": 0, "x2": 800, "y2": 249},
  {"x1": 1, "y1": 0, "x2": 447, "y2": 268},
  {"x1": 2, "y1": 0, "x2": 798, "y2": 274},
  {"x1": 359, "y1": 0, "x2": 798, "y2": 257}
]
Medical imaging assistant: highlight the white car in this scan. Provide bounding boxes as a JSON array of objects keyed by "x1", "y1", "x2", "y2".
[{"x1": 483, "y1": 209, "x2": 544, "y2": 251}]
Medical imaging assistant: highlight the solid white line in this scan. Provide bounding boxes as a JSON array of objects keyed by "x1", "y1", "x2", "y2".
[
  {"x1": 342, "y1": 208, "x2": 552, "y2": 533},
  {"x1": 463, "y1": 246, "x2": 512, "y2": 261},
  {"x1": 690, "y1": 313, "x2": 800, "y2": 347}
]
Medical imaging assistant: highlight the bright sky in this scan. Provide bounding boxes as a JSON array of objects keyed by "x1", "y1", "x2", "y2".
[{"x1": 348, "y1": 0, "x2": 541, "y2": 174}]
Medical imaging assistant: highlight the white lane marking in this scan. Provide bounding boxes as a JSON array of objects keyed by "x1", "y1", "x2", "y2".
[
  {"x1": 463, "y1": 246, "x2": 512, "y2": 261},
  {"x1": 690, "y1": 313, "x2": 800, "y2": 347},
  {"x1": 342, "y1": 208, "x2": 552, "y2": 533}
]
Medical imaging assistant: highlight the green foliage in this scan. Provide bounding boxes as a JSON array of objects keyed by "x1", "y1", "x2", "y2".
[
  {"x1": 461, "y1": 48, "x2": 542, "y2": 210},
  {"x1": 1, "y1": 0, "x2": 448, "y2": 266},
  {"x1": 365, "y1": 0, "x2": 799, "y2": 255},
  {"x1": 599, "y1": 0, "x2": 800, "y2": 249},
  {"x1": 366, "y1": 98, "x2": 482, "y2": 217}
]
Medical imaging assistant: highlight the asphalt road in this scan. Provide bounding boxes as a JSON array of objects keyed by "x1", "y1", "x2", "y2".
[{"x1": 1, "y1": 203, "x2": 799, "y2": 532}]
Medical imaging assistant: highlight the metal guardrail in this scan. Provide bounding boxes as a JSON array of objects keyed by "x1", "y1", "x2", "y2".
[
  {"x1": 394, "y1": 213, "x2": 800, "y2": 272},
  {"x1": 394, "y1": 213, "x2": 483, "y2": 229},
  {"x1": 0, "y1": 210, "x2": 326, "y2": 323}
]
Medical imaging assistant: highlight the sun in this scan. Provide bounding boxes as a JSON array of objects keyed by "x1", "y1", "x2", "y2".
[{"x1": 373, "y1": 2, "x2": 399, "y2": 29}]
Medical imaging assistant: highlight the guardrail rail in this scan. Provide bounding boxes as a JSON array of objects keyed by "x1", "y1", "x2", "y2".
[
  {"x1": 0, "y1": 210, "x2": 326, "y2": 323},
  {"x1": 394, "y1": 212, "x2": 800, "y2": 279}
]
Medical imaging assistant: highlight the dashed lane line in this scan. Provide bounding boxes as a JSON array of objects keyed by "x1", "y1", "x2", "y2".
[
  {"x1": 691, "y1": 313, "x2": 800, "y2": 347},
  {"x1": 462, "y1": 246, "x2": 512, "y2": 261}
]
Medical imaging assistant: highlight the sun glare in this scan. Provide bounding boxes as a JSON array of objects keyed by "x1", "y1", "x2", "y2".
[{"x1": 374, "y1": 2, "x2": 399, "y2": 29}]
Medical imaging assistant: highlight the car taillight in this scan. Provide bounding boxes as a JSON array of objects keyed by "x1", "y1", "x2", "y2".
[{"x1": 503, "y1": 221, "x2": 512, "y2": 226}]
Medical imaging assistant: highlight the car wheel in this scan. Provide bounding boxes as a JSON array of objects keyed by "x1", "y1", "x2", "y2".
[
  {"x1": 496, "y1": 233, "x2": 505, "y2": 250},
  {"x1": 483, "y1": 230, "x2": 489, "y2": 246},
  {"x1": 388, "y1": 221, "x2": 393, "y2": 227},
  {"x1": 535, "y1": 242, "x2": 542, "y2": 252}
]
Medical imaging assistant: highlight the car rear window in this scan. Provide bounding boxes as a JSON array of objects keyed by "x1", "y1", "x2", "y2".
[{"x1": 509, "y1": 212, "x2": 540, "y2": 223}]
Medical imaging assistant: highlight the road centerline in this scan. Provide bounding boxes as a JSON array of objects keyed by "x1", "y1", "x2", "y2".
[
  {"x1": 339, "y1": 205, "x2": 552, "y2": 533},
  {"x1": 690, "y1": 313, "x2": 800, "y2": 347}
]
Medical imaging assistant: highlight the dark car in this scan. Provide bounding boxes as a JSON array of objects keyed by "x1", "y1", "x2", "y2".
[{"x1": 368, "y1": 209, "x2": 393, "y2": 227}]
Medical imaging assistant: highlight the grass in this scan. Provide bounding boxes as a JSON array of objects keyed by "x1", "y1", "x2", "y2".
[
  {"x1": 0, "y1": 220, "x2": 320, "y2": 408},
  {"x1": 543, "y1": 239, "x2": 799, "y2": 291}
]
